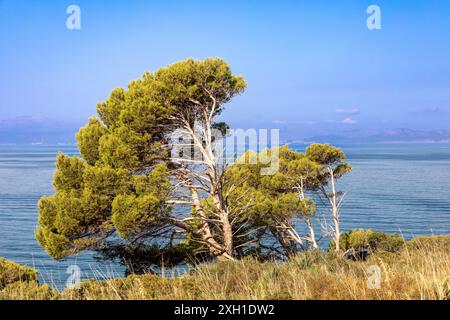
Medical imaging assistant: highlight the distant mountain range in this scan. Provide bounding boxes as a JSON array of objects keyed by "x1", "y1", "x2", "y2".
[
  {"x1": 302, "y1": 128, "x2": 450, "y2": 144},
  {"x1": 2, "y1": 116, "x2": 450, "y2": 145},
  {"x1": 0, "y1": 116, "x2": 79, "y2": 145}
]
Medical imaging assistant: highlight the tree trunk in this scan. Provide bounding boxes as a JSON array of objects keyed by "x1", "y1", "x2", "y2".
[
  {"x1": 190, "y1": 186, "x2": 234, "y2": 260},
  {"x1": 181, "y1": 112, "x2": 236, "y2": 259},
  {"x1": 221, "y1": 212, "x2": 234, "y2": 257},
  {"x1": 205, "y1": 123, "x2": 234, "y2": 258},
  {"x1": 329, "y1": 168, "x2": 341, "y2": 252},
  {"x1": 211, "y1": 191, "x2": 234, "y2": 257},
  {"x1": 305, "y1": 218, "x2": 318, "y2": 249},
  {"x1": 270, "y1": 226, "x2": 297, "y2": 258},
  {"x1": 298, "y1": 179, "x2": 318, "y2": 250}
]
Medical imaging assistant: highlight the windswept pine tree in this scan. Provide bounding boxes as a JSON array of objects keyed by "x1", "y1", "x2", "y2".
[
  {"x1": 36, "y1": 58, "x2": 351, "y2": 269},
  {"x1": 37, "y1": 58, "x2": 245, "y2": 263},
  {"x1": 222, "y1": 145, "x2": 351, "y2": 257},
  {"x1": 306, "y1": 144, "x2": 352, "y2": 251}
]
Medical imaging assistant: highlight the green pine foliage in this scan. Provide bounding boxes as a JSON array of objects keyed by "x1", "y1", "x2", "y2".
[
  {"x1": 36, "y1": 58, "x2": 246, "y2": 261},
  {"x1": 36, "y1": 58, "x2": 351, "y2": 265}
]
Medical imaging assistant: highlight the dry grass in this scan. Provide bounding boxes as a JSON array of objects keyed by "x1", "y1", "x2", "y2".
[{"x1": 1, "y1": 236, "x2": 450, "y2": 300}]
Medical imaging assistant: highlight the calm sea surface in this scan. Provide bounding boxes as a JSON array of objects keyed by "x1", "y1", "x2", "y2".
[{"x1": 0, "y1": 144, "x2": 449, "y2": 288}]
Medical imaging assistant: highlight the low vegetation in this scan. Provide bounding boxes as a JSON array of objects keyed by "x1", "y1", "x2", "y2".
[
  {"x1": 0, "y1": 257, "x2": 56, "y2": 300},
  {"x1": 1, "y1": 234, "x2": 449, "y2": 300}
]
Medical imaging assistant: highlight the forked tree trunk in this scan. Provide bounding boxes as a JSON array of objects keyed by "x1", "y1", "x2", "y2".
[
  {"x1": 189, "y1": 187, "x2": 231, "y2": 258},
  {"x1": 180, "y1": 114, "x2": 235, "y2": 260}
]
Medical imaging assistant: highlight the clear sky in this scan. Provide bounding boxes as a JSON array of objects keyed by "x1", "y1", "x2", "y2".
[{"x1": 1, "y1": 0, "x2": 450, "y2": 138}]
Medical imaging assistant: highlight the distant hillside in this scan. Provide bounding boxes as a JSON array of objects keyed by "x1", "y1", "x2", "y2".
[
  {"x1": 2, "y1": 116, "x2": 450, "y2": 146},
  {"x1": 0, "y1": 116, "x2": 79, "y2": 145},
  {"x1": 305, "y1": 128, "x2": 450, "y2": 144}
]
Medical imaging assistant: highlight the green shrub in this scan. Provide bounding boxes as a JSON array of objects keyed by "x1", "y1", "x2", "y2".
[
  {"x1": 0, "y1": 281, "x2": 57, "y2": 300},
  {"x1": 0, "y1": 257, "x2": 38, "y2": 290},
  {"x1": 329, "y1": 229, "x2": 404, "y2": 253},
  {"x1": 406, "y1": 235, "x2": 450, "y2": 251},
  {"x1": 291, "y1": 250, "x2": 325, "y2": 269}
]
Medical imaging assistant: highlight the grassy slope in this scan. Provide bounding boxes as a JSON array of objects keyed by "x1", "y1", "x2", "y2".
[{"x1": 1, "y1": 236, "x2": 449, "y2": 300}]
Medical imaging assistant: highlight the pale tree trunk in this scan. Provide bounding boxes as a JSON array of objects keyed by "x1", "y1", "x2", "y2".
[
  {"x1": 210, "y1": 181, "x2": 234, "y2": 257},
  {"x1": 271, "y1": 218, "x2": 305, "y2": 257},
  {"x1": 328, "y1": 168, "x2": 341, "y2": 252},
  {"x1": 189, "y1": 187, "x2": 226, "y2": 256},
  {"x1": 305, "y1": 218, "x2": 318, "y2": 249},
  {"x1": 204, "y1": 109, "x2": 234, "y2": 258},
  {"x1": 270, "y1": 226, "x2": 297, "y2": 258},
  {"x1": 220, "y1": 211, "x2": 234, "y2": 257},
  {"x1": 298, "y1": 179, "x2": 318, "y2": 250},
  {"x1": 176, "y1": 105, "x2": 235, "y2": 259}
]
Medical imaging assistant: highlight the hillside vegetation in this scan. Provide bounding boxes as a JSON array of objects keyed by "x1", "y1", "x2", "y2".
[{"x1": 1, "y1": 235, "x2": 449, "y2": 300}]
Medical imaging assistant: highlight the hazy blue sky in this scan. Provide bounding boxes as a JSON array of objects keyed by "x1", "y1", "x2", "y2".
[{"x1": 1, "y1": 0, "x2": 450, "y2": 138}]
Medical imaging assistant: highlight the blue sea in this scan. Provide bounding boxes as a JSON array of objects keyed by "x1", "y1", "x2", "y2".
[{"x1": 0, "y1": 144, "x2": 449, "y2": 289}]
